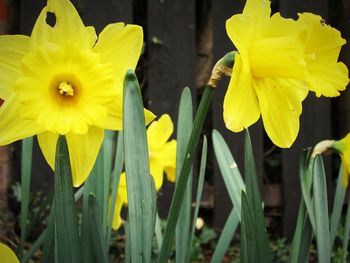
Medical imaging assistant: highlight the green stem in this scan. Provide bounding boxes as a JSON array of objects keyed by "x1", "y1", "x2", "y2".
[{"x1": 158, "y1": 86, "x2": 213, "y2": 262}]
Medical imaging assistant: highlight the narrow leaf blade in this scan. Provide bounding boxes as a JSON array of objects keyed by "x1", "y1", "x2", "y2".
[
  {"x1": 176, "y1": 87, "x2": 193, "y2": 263},
  {"x1": 244, "y1": 130, "x2": 272, "y2": 262},
  {"x1": 123, "y1": 70, "x2": 156, "y2": 263},
  {"x1": 54, "y1": 136, "x2": 80, "y2": 263},
  {"x1": 312, "y1": 155, "x2": 331, "y2": 263}
]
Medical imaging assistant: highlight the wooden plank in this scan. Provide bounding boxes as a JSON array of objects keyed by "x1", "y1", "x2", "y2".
[
  {"x1": 333, "y1": 1, "x2": 350, "y2": 137},
  {"x1": 147, "y1": 0, "x2": 196, "y2": 121},
  {"x1": 147, "y1": 0, "x2": 196, "y2": 218},
  {"x1": 19, "y1": 0, "x2": 45, "y2": 35},
  {"x1": 83, "y1": 0, "x2": 133, "y2": 33},
  {"x1": 212, "y1": 0, "x2": 264, "y2": 228},
  {"x1": 279, "y1": 0, "x2": 332, "y2": 239}
]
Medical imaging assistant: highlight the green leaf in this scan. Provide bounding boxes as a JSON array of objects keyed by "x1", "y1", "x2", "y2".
[
  {"x1": 88, "y1": 194, "x2": 108, "y2": 263},
  {"x1": 19, "y1": 137, "x2": 33, "y2": 257},
  {"x1": 123, "y1": 70, "x2": 156, "y2": 263},
  {"x1": 187, "y1": 135, "x2": 208, "y2": 262},
  {"x1": 23, "y1": 229, "x2": 47, "y2": 263},
  {"x1": 158, "y1": 86, "x2": 213, "y2": 262},
  {"x1": 210, "y1": 208, "x2": 239, "y2": 263},
  {"x1": 342, "y1": 193, "x2": 350, "y2": 262},
  {"x1": 155, "y1": 213, "x2": 163, "y2": 252},
  {"x1": 312, "y1": 155, "x2": 330, "y2": 263},
  {"x1": 23, "y1": 188, "x2": 84, "y2": 263},
  {"x1": 329, "y1": 165, "x2": 346, "y2": 250},
  {"x1": 176, "y1": 87, "x2": 193, "y2": 263},
  {"x1": 244, "y1": 129, "x2": 272, "y2": 262},
  {"x1": 290, "y1": 151, "x2": 313, "y2": 263},
  {"x1": 240, "y1": 191, "x2": 258, "y2": 263},
  {"x1": 212, "y1": 129, "x2": 245, "y2": 219},
  {"x1": 40, "y1": 203, "x2": 55, "y2": 263},
  {"x1": 299, "y1": 154, "x2": 316, "y2": 232},
  {"x1": 106, "y1": 131, "x2": 124, "y2": 247},
  {"x1": 54, "y1": 136, "x2": 80, "y2": 263},
  {"x1": 290, "y1": 200, "x2": 313, "y2": 263},
  {"x1": 102, "y1": 131, "x2": 117, "y2": 241},
  {"x1": 125, "y1": 221, "x2": 131, "y2": 263}
]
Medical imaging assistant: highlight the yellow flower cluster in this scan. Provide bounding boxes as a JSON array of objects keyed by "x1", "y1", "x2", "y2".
[
  {"x1": 224, "y1": 0, "x2": 349, "y2": 148},
  {"x1": 0, "y1": 0, "x2": 154, "y2": 186},
  {"x1": 112, "y1": 114, "x2": 176, "y2": 229}
]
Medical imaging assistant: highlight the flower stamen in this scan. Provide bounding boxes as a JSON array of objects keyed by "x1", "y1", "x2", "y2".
[{"x1": 58, "y1": 81, "x2": 74, "y2": 96}]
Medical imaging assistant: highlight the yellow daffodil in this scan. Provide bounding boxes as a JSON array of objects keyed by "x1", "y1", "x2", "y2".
[
  {"x1": 112, "y1": 114, "x2": 176, "y2": 229},
  {"x1": 332, "y1": 133, "x2": 350, "y2": 187},
  {"x1": 0, "y1": 243, "x2": 19, "y2": 263},
  {"x1": 223, "y1": 0, "x2": 348, "y2": 148},
  {"x1": 0, "y1": 0, "x2": 154, "y2": 186}
]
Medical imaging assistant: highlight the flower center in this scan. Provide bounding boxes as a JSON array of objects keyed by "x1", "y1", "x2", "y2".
[{"x1": 58, "y1": 81, "x2": 74, "y2": 96}]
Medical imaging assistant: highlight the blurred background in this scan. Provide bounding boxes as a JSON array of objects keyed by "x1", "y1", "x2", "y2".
[{"x1": 0, "y1": 0, "x2": 349, "y2": 257}]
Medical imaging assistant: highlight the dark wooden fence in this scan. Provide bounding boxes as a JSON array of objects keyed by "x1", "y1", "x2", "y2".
[{"x1": 10, "y1": 0, "x2": 350, "y2": 238}]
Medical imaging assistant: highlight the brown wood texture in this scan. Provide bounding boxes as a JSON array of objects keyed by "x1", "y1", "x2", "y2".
[{"x1": 147, "y1": 0, "x2": 197, "y2": 218}]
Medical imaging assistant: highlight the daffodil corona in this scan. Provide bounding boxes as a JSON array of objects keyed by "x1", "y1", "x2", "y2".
[
  {"x1": 112, "y1": 114, "x2": 176, "y2": 229},
  {"x1": 224, "y1": 0, "x2": 349, "y2": 148},
  {"x1": 0, "y1": 0, "x2": 154, "y2": 186}
]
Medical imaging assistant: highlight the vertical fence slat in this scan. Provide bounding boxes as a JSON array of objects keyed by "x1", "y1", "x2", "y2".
[
  {"x1": 83, "y1": 0, "x2": 133, "y2": 32},
  {"x1": 147, "y1": 0, "x2": 196, "y2": 217}
]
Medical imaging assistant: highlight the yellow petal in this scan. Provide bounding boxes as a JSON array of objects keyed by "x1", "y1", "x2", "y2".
[
  {"x1": 243, "y1": 0, "x2": 271, "y2": 22},
  {"x1": 93, "y1": 23, "x2": 143, "y2": 78},
  {"x1": 299, "y1": 13, "x2": 346, "y2": 62},
  {"x1": 255, "y1": 78, "x2": 308, "y2": 148},
  {"x1": 248, "y1": 12, "x2": 307, "y2": 79},
  {"x1": 0, "y1": 243, "x2": 19, "y2": 263},
  {"x1": 118, "y1": 173, "x2": 128, "y2": 201},
  {"x1": 156, "y1": 140, "x2": 176, "y2": 168},
  {"x1": 86, "y1": 26, "x2": 98, "y2": 48},
  {"x1": 263, "y1": 13, "x2": 305, "y2": 38},
  {"x1": 150, "y1": 158, "x2": 164, "y2": 191},
  {"x1": 226, "y1": 14, "x2": 256, "y2": 54},
  {"x1": 111, "y1": 173, "x2": 128, "y2": 230},
  {"x1": 0, "y1": 35, "x2": 29, "y2": 99},
  {"x1": 30, "y1": 0, "x2": 92, "y2": 50},
  {"x1": 340, "y1": 155, "x2": 349, "y2": 188},
  {"x1": 111, "y1": 195, "x2": 124, "y2": 230},
  {"x1": 147, "y1": 114, "x2": 173, "y2": 151},
  {"x1": 223, "y1": 55, "x2": 260, "y2": 132},
  {"x1": 307, "y1": 61, "x2": 349, "y2": 97},
  {"x1": 66, "y1": 127, "x2": 104, "y2": 187},
  {"x1": 165, "y1": 166, "x2": 176, "y2": 183},
  {"x1": 37, "y1": 131, "x2": 59, "y2": 170},
  {"x1": 0, "y1": 94, "x2": 43, "y2": 145}
]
